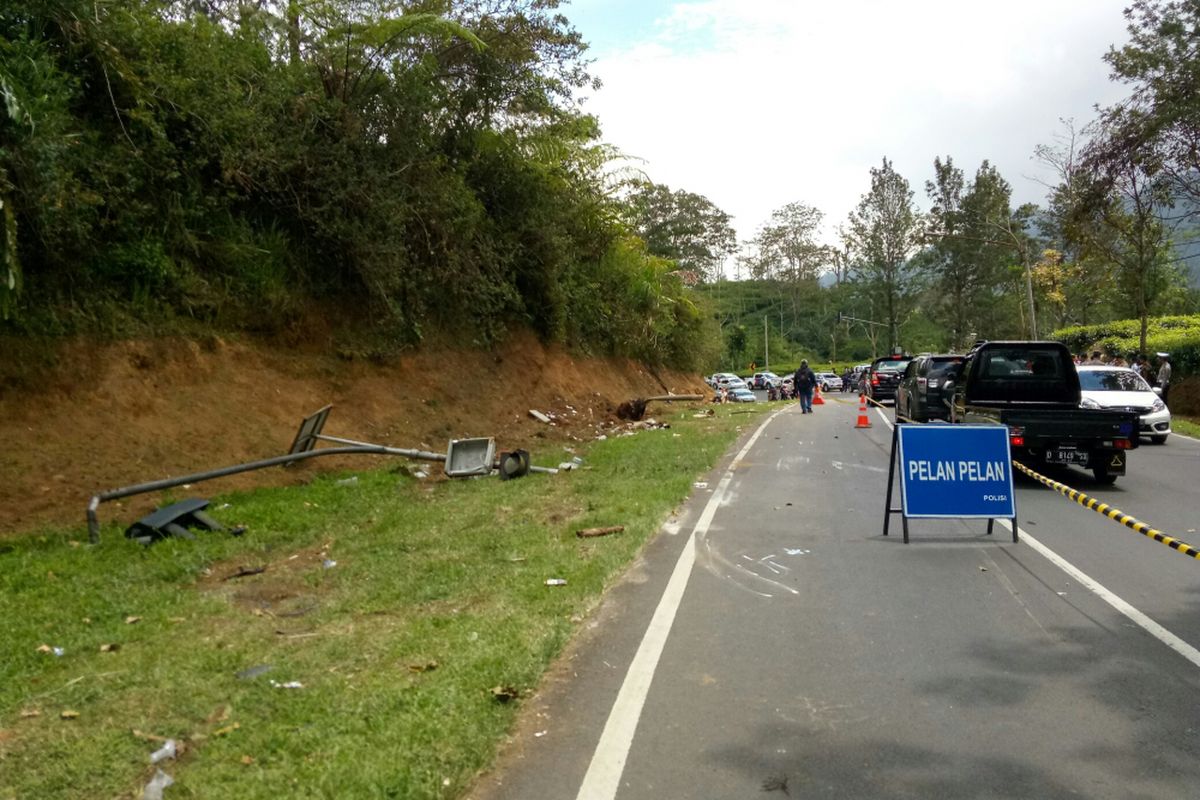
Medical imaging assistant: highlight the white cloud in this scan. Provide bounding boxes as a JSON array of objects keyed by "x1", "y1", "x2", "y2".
[{"x1": 582, "y1": 0, "x2": 1133, "y2": 249}]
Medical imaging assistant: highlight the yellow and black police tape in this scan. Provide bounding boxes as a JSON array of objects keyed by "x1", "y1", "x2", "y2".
[{"x1": 1011, "y1": 459, "x2": 1200, "y2": 560}]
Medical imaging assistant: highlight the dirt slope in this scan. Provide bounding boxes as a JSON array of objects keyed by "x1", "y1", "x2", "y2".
[{"x1": 0, "y1": 332, "x2": 706, "y2": 536}]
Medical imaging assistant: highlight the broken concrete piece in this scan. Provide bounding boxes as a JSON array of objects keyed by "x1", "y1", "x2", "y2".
[{"x1": 528, "y1": 410, "x2": 551, "y2": 423}]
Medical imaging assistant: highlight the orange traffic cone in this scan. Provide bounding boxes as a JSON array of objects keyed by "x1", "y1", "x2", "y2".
[
  {"x1": 855, "y1": 393, "x2": 872, "y2": 428},
  {"x1": 812, "y1": 384, "x2": 825, "y2": 405}
]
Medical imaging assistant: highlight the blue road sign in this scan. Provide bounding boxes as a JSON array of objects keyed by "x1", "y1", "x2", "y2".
[{"x1": 897, "y1": 425, "x2": 1015, "y2": 519}]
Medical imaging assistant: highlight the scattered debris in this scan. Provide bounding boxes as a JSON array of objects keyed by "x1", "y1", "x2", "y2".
[
  {"x1": 534, "y1": 730, "x2": 548, "y2": 738},
  {"x1": 544, "y1": 578, "x2": 567, "y2": 587},
  {"x1": 576, "y1": 525, "x2": 624, "y2": 539},
  {"x1": 142, "y1": 768, "x2": 174, "y2": 800},
  {"x1": 762, "y1": 774, "x2": 790, "y2": 795},
  {"x1": 100, "y1": 643, "x2": 121, "y2": 653},
  {"x1": 557, "y1": 462, "x2": 576, "y2": 471},
  {"x1": 60, "y1": 710, "x2": 79, "y2": 720},
  {"x1": 223, "y1": 566, "x2": 266, "y2": 581},
  {"x1": 19, "y1": 709, "x2": 40, "y2": 719},
  {"x1": 269, "y1": 680, "x2": 303, "y2": 689},
  {"x1": 979, "y1": 566, "x2": 988, "y2": 572},
  {"x1": 490, "y1": 685, "x2": 519, "y2": 703},
  {"x1": 125, "y1": 497, "x2": 244, "y2": 544},
  {"x1": 617, "y1": 394, "x2": 704, "y2": 421},
  {"x1": 407, "y1": 661, "x2": 439, "y2": 673},
  {"x1": 125, "y1": 616, "x2": 142, "y2": 625},
  {"x1": 235, "y1": 664, "x2": 273, "y2": 681},
  {"x1": 528, "y1": 409, "x2": 552, "y2": 424},
  {"x1": 693, "y1": 482, "x2": 708, "y2": 489},
  {"x1": 783, "y1": 548, "x2": 810, "y2": 556},
  {"x1": 36, "y1": 644, "x2": 64, "y2": 657},
  {"x1": 322, "y1": 559, "x2": 337, "y2": 569},
  {"x1": 150, "y1": 740, "x2": 177, "y2": 764},
  {"x1": 335, "y1": 476, "x2": 358, "y2": 487},
  {"x1": 693, "y1": 409, "x2": 716, "y2": 418},
  {"x1": 241, "y1": 755, "x2": 255, "y2": 765},
  {"x1": 213, "y1": 722, "x2": 241, "y2": 737}
]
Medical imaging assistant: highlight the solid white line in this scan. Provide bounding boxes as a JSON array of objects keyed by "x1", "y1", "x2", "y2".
[
  {"x1": 877, "y1": 409, "x2": 1200, "y2": 670},
  {"x1": 574, "y1": 406, "x2": 790, "y2": 800},
  {"x1": 998, "y1": 520, "x2": 1200, "y2": 669}
]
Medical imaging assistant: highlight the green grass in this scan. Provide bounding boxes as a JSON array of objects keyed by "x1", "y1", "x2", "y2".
[
  {"x1": 0, "y1": 403, "x2": 770, "y2": 799},
  {"x1": 1172, "y1": 415, "x2": 1200, "y2": 439}
]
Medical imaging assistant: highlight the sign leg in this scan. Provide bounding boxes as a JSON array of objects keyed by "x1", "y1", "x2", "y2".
[{"x1": 883, "y1": 424, "x2": 899, "y2": 537}]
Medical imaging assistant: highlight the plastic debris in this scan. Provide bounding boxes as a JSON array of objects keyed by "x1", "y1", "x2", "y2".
[
  {"x1": 235, "y1": 664, "x2": 273, "y2": 680},
  {"x1": 36, "y1": 644, "x2": 64, "y2": 656},
  {"x1": 693, "y1": 482, "x2": 708, "y2": 489},
  {"x1": 100, "y1": 643, "x2": 120, "y2": 653},
  {"x1": 413, "y1": 470, "x2": 429, "y2": 479},
  {"x1": 335, "y1": 476, "x2": 358, "y2": 487},
  {"x1": 557, "y1": 462, "x2": 575, "y2": 471},
  {"x1": 544, "y1": 578, "x2": 567, "y2": 587},
  {"x1": 534, "y1": 730, "x2": 548, "y2": 738},
  {"x1": 322, "y1": 559, "x2": 337, "y2": 569},
  {"x1": 269, "y1": 680, "x2": 303, "y2": 689},
  {"x1": 150, "y1": 740, "x2": 177, "y2": 764},
  {"x1": 528, "y1": 409, "x2": 552, "y2": 424},
  {"x1": 125, "y1": 616, "x2": 142, "y2": 625},
  {"x1": 60, "y1": 710, "x2": 79, "y2": 720},
  {"x1": 142, "y1": 768, "x2": 174, "y2": 800}
]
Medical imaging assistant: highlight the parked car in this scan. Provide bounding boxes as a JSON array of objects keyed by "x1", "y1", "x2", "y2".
[
  {"x1": 751, "y1": 371, "x2": 782, "y2": 389},
  {"x1": 729, "y1": 387, "x2": 757, "y2": 403},
  {"x1": 714, "y1": 373, "x2": 744, "y2": 390},
  {"x1": 864, "y1": 355, "x2": 911, "y2": 404},
  {"x1": 815, "y1": 372, "x2": 843, "y2": 392},
  {"x1": 896, "y1": 354, "x2": 965, "y2": 422},
  {"x1": 1077, "y1": 365, "x2": 1171, "y2": 444},
  {"x1": 950, "y1": 340, "x2": 1138, "y2": 484}
]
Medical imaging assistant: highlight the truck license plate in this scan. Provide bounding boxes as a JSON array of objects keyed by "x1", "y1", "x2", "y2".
[{"x1": 1048, "y1": 447, "x2": 1089, "y2": 466}]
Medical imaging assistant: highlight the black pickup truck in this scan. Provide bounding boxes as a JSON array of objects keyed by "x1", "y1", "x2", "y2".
[{"x1": 948, "y1": 341, "x2": 1138, "y2": 484}]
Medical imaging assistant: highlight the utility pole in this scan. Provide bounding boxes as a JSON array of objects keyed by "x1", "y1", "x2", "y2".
[{"x1": 764, "y1": 316, "x2": 769, "y2": 371}]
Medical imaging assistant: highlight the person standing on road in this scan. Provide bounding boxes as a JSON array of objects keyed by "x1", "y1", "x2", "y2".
[
  {"x1": 794, "y1": 360, "x2": 817, "y2": 414},
  {"x1": 1156, "y1": 353, "x2": 1172, "y2": 407}
]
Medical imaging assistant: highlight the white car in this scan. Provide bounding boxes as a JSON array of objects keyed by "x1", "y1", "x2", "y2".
[
  {"x1": 816, "y1": 372, "x2": 843, "y2": 391},
  {"x1": 1077, "y1": 365, "x2": 1171, "y2": 444}
]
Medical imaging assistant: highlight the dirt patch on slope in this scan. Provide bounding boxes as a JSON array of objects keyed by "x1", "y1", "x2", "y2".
[{"x1": 0, "y1": 331, "x2": 705, "y2": 536}]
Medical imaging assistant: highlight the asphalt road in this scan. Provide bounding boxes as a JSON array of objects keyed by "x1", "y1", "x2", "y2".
[{"x1": 471, "y1": 395, "x2": 1200, "y2": 800}]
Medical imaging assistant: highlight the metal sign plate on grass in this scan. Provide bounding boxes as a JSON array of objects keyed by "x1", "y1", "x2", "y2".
[{"x1": 897, "y1": 425, "x2": 1015, "y2": 519}]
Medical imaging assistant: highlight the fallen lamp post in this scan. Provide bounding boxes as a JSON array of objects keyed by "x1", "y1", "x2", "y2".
[{"x1": 86, "y1": 405, "x2": 556, "y2": 543}]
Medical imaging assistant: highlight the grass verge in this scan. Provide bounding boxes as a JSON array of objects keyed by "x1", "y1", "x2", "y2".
[
  {"x1": 0, "y1": 403, "x2": 772, "y2": 799},
  {"x1": 1170, "y1": 414, "x2": 1200, "y2": 439}
]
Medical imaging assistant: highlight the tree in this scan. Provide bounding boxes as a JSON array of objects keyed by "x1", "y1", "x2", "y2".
[
  {"x1": 843, "y1": 158, "x2": 922, "y2": 351},
  {"x1": 1075, "y1": 155, "x2": 1180, "y2": 353},
  {"x1": 1034, "y1": 120, "x2": 1117, "y2": 327},
  {"x1": 744, "y1": 202, "x2": 827, "y2": 282},
  {"x1": 1093, "y1": 0, "x2": 1200, "y2": 218},
  {"x1": 625, "y1": 182, "x2": 737, "y2": 282}
]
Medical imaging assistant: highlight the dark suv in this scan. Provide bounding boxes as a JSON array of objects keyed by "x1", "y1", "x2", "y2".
[
  {"x1": 864, "y1": 355, "x2": 911, "y2": 404},
  {"x1": 896, "y1": 354, "x2": 965, "y2": 422}
]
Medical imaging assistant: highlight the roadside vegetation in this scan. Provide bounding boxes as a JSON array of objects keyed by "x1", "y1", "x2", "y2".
[{"x1": 0, "y1": 403, "x2": 770, "y2": 799}]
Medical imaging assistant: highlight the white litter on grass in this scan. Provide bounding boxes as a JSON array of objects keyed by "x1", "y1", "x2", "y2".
[
  {"x1": 322, "y1": 559, "x2": 337, "y2": 569},
  {"x1": 534, "y1": 730, "x2": 548, "y2": 738},
  {"x1": 149, "y1": 740, "x2": 177, "y2": 764},
  {"x1": 269, "y1": 680, "x2": 304, "y2": 689},
  {"x1": 142, "y1": 769, "x2": 174, "y2": 800}
]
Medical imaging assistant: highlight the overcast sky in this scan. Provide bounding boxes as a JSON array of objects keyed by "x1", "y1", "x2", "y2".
[{"x1": 564, "y1": 0, "x2": 1135, "y2": 256}]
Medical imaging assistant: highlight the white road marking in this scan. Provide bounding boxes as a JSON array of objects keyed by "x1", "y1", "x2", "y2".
[
  {"x1": 574, "y1": 406, "x2": 791, "y2": 800},
  {"x1": 998, "y1": 519, "x2": 1200, "y2": 669},
  {"x1": 876, "y1": 410, "x2": 1200, "y2": 671}
]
